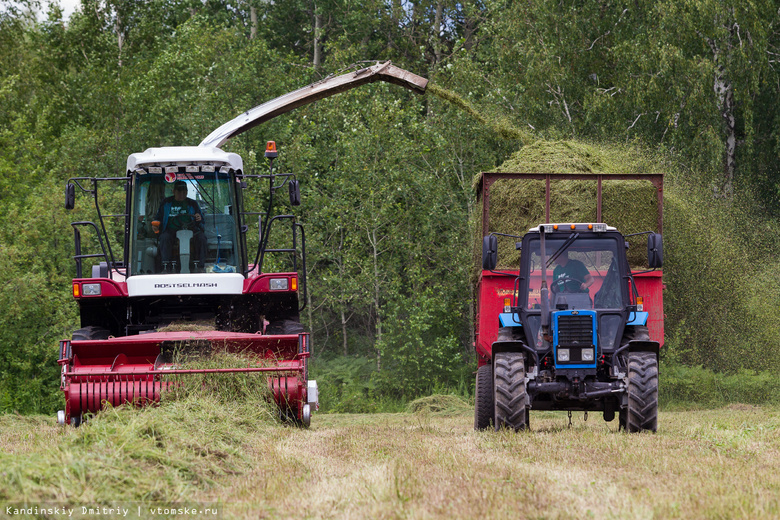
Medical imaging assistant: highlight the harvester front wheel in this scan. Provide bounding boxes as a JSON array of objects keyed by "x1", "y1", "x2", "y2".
[
  {"x1": 493, "y1": 352, "x2": 529, "y2": 431},
  {"x1": 474, "y1": 363, "x2": 494, "y2": 430},
  {"x1": 266, "y1": 318, "x2": 304, "y2": 335},
  {"x1": 626, "y1": 351, "x2": 658, "y2": 433},
  {"x1": 72, "y1": 326, "x2": 110, "y2": 341}
]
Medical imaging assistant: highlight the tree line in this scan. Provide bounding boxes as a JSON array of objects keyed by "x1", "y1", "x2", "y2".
[{"x1": 2, "y1": 0, "x2": 779, "y2": 413}]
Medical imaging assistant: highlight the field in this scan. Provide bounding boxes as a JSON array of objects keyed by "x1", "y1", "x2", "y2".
[{"x1": 2, "y1": 400, "x2": 779, "y2": 519}]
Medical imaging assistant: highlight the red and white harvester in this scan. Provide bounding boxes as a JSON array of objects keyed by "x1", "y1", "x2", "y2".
[{"x1": 57, "y1": 62, "x2": 428, "y2": 426}]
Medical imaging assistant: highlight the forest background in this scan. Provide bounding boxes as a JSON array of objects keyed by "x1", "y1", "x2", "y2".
[{"x1": 3, "y1": 0, "x2": 780, "y2": 415}]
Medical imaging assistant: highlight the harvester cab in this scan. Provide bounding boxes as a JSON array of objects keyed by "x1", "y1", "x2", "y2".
[
  {"x1": 57, "y1": 60, "x2": 427, "y2": 427},
  {"x1": 474, "y1": 173, "x2": 664, "y2": 433}
]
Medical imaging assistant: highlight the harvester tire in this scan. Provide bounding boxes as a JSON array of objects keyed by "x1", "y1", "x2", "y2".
[
  {"x1": 72, "y1": 326, "x2": 110, "y2": 341},
  {"x1": 474, "y1": 363, "x2": 494, "y2": 430},
  {"x1": 626, "y1": 351, "x2": 658, "y2": 433},
  {"x1": 266, "y1": 318, "x2": 304, "y2": 335},
  {"x1": 493, "y1": 352, "x2": 528, "y2": 431}
]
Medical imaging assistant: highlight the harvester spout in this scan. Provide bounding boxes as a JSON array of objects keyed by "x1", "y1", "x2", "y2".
[{"x1": 199, "y1": 61, "x2": 428, "y2": 149}]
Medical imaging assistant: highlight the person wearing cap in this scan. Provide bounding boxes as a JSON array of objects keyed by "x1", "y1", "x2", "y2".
[{"x1": 152, "y1": 180, "x2": 207, "y2": 272}]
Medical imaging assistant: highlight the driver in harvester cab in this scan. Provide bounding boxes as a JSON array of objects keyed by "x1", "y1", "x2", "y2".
[
  {"x1": 552, "y1": 253, "x2": 594, "y2": 293},
  {"x1": 152, "y1": 180, "x2": 207, "y2": 273}
]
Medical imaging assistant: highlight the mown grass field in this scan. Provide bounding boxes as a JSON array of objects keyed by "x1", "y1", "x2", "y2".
[{"x1": 2, "y1": 397, "x2": 779, "y2": 519}]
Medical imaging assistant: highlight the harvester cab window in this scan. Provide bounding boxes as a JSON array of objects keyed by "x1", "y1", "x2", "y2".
[
  {"x1": 130, "y1": 169, "x2": 240, "y2": 276},
  {"x1": 525, "y1": 237, "x2": 623, "y2": 311}
]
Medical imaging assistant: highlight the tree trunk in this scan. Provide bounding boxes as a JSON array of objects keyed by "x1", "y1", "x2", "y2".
[
  {"x1": 369, "y1": 226, "x2": 382, "y2": 371},
  {"x1": 313, "y1": 10, "x2": 323, "y2": 70},
  {"x1": 250, "y1": 7, "x2": 257, "y2": 40},
  {"x1": 338, "y1": 227, "x2": 348, "y2": 355},
  {"x1": 432, "y1": 0, "x2": 443, "y2": 66},
  {"x1": 705, "y1": 12, "x2": 738, "y2": 199},
  {"x1": 115, "y1": 6, "x2": 123, "y2": 68}
]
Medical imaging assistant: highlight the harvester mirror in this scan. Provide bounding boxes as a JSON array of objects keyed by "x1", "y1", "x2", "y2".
[
  {"x1": 289, "y1": 179, "x2": 301, "y2": 206},
  {"x1": 482, "y1": 235, "x2": 498, "y2": 270},
  {"x1": 647, "y1": 233, "x2": 663, "y2": 268},
  {"x1": 65, "y1": 183, "x2": 76, "y2": 210}
]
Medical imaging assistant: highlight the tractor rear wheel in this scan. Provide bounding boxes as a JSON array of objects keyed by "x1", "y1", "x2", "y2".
[
  {"x1": 72, "y1": 326, "x2": 110, "y2": 341},
  {"x1": 626, "y1": 351, "x2": 658, "y2": 433},
  {"x1": 493, "y1": 352, "x2": 528, "y2": 431},
  {"x1": 474, "y1": 363, "x2": 494, "y2": 430}
]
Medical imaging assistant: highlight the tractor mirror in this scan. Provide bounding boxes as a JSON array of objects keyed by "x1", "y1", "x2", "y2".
[
  {"x1": 65, "y1": 183, "x2": 76, "y2": 210},
  {"x1": 289, "y1": 179, "x2": 301, "y2": 206},
  {"x1": 482, "y1": 235, "x2": 497, "y2": 270},
  {"x1": 647, "y1": 233, "x2": 663, "y2": 268}
]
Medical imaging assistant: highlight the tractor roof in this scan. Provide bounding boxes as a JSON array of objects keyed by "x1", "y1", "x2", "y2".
[{"x1": 126, "y1": 146, "x2": 244, "y2": 172}]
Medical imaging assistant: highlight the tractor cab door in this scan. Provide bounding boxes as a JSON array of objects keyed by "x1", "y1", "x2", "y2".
[{"x1": 129, "y1": 168, "x2": 242, "y2": 276}]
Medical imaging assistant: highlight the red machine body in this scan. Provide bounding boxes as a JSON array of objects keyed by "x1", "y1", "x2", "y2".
[{"x1": 58, "y1": 62, "x2": 428, "y2": 427}]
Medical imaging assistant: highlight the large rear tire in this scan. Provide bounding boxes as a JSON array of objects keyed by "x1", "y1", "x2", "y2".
[
  {"x1": 626, "y1": 351, "x2": 658, "y2": 433},
  {"x1": 493, "y1": 352, "x2": 529, "y2": 431},
  {"x1": 474, "y1": 363, "x2": 494, "y2": 430}
]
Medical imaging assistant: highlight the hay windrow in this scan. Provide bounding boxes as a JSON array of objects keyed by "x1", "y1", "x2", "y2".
[
  {"x1": 405, "y1": 394, "x2": 471, "y2": 416},
  {"x1": 472, "y1": 140, "x2": 665, "y2": 271}
]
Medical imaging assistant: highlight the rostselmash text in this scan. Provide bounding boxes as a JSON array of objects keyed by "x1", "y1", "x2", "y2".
[{"x1": 153, "y1": 283, "x2": 219, "y2": 289}]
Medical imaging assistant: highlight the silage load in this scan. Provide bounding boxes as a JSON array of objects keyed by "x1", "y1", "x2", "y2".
[{"x1": 474, "y1": 140, "x2": 664, "y2": 270}]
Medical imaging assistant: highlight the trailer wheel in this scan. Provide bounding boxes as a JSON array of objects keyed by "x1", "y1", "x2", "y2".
[
  {"x1": 493, "y1": 352, "x2": 528, "y2": 431},
  {"x1": 72, "y1": 326, "x2": 110, "y2": 341},
  {"x1": 474, "y1": 363, "x2": 494, "y2": 430},
  {"x1": 626, "y1": 351, "x2": 658, "y2": 433}
]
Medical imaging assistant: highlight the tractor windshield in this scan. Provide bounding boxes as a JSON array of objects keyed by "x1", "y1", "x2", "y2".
[
  {"x1": 129, "y1": 170, "x2": 240, "y2": 276},
  {"x1": 524, "y1": 236, "x2": 625, "y2": 310}
]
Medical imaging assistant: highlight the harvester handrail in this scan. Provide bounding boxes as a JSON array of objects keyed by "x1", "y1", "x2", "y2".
[{"x1": 71, "y1": 221, "x2": 110, "y2": 279}]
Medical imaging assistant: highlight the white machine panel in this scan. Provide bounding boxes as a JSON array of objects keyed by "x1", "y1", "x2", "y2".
[{"x1": 127, "y1": 273, "x2": 244, "y2": 297}]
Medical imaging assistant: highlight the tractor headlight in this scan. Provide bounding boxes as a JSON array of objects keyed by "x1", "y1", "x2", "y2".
[
  {"x1": 582, "y1": 348, "x2": 595, "y2": 361},
  {"x1": 82, "y1": 283, "x2": 102, "y2": 296},
  {"x1": 269, "y1": 278, "x2": 288, "y2": 290},
  {"x1": 557, "y1": 348, "x2": 570, "y2": 362}
]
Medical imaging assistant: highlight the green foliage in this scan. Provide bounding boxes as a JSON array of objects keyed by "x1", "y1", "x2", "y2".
[
  {"x1": 661, "y1": 361, "x2": 780, "y2": 407},
  {"x1": 375, "y1": 284, "x2": 470, "y2": 399},
  {"x1": 310, "y1": 355, "x2": 385, "y2": 413}
]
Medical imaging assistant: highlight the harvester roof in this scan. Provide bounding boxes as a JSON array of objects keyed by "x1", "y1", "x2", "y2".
[{"x1": 126, "y1": 146, "x2": 244, "y2": 172}]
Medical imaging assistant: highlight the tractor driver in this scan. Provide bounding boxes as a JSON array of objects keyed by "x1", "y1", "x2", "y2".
[
  {"x1": 152, "y1": 180, "x2": 207, "y2": 273},
  {"x1": 552, "y1": 253, "x2": 594, "y2": 293}
]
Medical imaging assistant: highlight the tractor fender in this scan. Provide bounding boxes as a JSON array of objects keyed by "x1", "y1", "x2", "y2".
[
  {"x1": 491, "y1": 340, "x2": 539, "y2": 368},
  {"x1": 627, "y1": 339, "x2": 660, "y2": 359}
]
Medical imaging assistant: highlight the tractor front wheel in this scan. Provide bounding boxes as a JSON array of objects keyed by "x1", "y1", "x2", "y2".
[
  {"x1": 474, "y1": 363, "x2": 494, "y2": 430},
  {"x1": 493, "y1": 352, "x2": 529, "y2": 431},
  {"x1": 626, "y1": 351, "x2": 658, "y2": 433}
]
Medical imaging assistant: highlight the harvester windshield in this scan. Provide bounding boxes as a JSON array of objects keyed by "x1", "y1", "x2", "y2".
[
  {"x1": 130, "y1": 170, "x2": 240, "y2": 276},
  {"x1": 524, "y1": 236, "x2": 625, "y2": 311}
]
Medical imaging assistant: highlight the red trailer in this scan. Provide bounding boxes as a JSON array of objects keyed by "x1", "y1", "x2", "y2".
[{"x1": 474, "y1": 172, "x2": 664, "y2": 432}]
